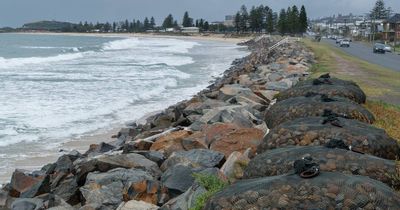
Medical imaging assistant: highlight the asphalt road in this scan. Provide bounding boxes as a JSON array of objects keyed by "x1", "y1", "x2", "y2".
[{"x1": 322, "y1": 38, "x2": 400, "y2": 72}]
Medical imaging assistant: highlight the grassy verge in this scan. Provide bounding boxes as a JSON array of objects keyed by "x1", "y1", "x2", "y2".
[
  {"x1": 190, "y1": 173, "x2": 228, "y2": 210},
  {"x1": 365, "y1": 101, "x2": 400, "y2": 140},
  {"x1": 303, "y1": 39, "x2": 400, "y2": 141}
]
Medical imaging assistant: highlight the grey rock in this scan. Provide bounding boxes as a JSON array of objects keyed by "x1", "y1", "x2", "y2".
[
  {"x1": 161, "y1": 165, "x2": 197, "y2": 197},
  {"x1": 160, "y1": 149, "x2": 224, "y2": 171},
  {"x1": 73, "y1": 152, "x2": 161, "y2": 184},
  {"x1": 80, "y1": 168, "x2": 154, "y2": 208},
  {"x1": 11, "y1": 198, "x2": 44, "y2": 210},
  {"x1": 160, "y1": 183, "x2": 207, "y2": 210}
]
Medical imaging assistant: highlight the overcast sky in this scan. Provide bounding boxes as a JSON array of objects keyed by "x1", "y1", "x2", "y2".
[{"x1": 1, "y1": 0, "x2": 400, "y2": 27}]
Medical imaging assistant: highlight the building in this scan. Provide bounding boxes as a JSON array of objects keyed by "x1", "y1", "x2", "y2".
[
  {"x1": 383, "y1": 14, "x2": 400, "y2": 41},
  {"x1": 181, "y1": 27, "x2": 200, "y2": 33},
  {"x1": 224, "y1": 15, "x2": 235, "y2": 27}
]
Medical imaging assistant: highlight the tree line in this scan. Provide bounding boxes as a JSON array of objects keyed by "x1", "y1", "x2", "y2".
[
  {"x1": 58, "y1": 5, "x2": 307, "y2": 34},
  {"x1": 234, "y1": 4, "x2": 308, "y2": 35}
]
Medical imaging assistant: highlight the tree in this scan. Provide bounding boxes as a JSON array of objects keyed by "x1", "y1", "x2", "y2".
[
  {"x1": 299, "y1": 5, "x2": 308, "y2": 34},
  {"x1": 278, "y1": 9, "x2": 287, "y2": 35},
  {"x1": 112, "y1": 22, "x2": 117, "y2": 32},
  {"x1": 370, "y1": 0, "x2": 389, "y2": 19},
  {"x1": 239, "y1": 5, "x2": 249, "y2": 32},
  {"x1": 162, "y1": 14, "x2": 174, "y2": 28},
  {"x1": 182, "y1": 11, "x2": 193, "y2": 27},
  {"x1": 286, "y1": 7, "x2": 292, "y2": 33},
  {"x1": 143, "y1": 17, "x2": 150, "y2": 30},
  {"x1": 203, "y1": 21, "x2": 209, "y2": 31},
  {"x1": 199, "y1": 19, "x2": 204, "y2": 30},
  {"x1": 234, "y1": 12, "x2": 241, "y2": 33},
  {"x1": 150, "y1": 17, "x2": 156, "y2": 29},
  {"x1": 266, "y1": 9, "x2": 274, "y2": 33},
  {"x1": 290, "y1": 5, "x2": 300, "y2": 34}
]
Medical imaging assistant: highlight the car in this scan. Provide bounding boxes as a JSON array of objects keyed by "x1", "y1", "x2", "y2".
[
  {"x1": 336, "y1": 38, "x2": 343, "y2": 44},
  {"x1": 340, "y1": 39, "x2": 350, "y2": 47},
  {"x1": 373, "y1": 43, "x2": 386, "y2": 54},
  {"x1": 384, "y1": 45, "x2": 392, "y2": 52}
]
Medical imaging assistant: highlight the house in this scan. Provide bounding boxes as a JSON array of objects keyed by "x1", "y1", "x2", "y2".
[
  {"x1": 181, "y1": 27, "x2": 200, "y2": 33},
  {"x1": 383, "y1": 14, "x2": 400, "y2": 41},
  {"x1": 224, "y1": 15, "x2": 235, "y2": 27}
]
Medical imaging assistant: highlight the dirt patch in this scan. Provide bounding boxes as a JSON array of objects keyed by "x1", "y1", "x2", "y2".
[{"x1": 331, "y1": 52, "x2": 400, "y2": 105}]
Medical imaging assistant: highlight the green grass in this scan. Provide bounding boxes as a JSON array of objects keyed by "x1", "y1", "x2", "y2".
[
  {"x1": 190, "y1": 173, "x2": 228, "y2": 210},
  {"x1": 302, "y1": 38, "x2": 400, "y2": 142}
]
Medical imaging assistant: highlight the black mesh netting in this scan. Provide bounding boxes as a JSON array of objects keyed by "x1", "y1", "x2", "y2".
[
  {"x1": 205, "y1": 172, "x2": 400, "y2": 210},
  {"x1": 276, "y1": 82, "x2": 366, "y2": 104},
  {"x1": 297, "y1": 74, "x2": 360, "y2": 87},
  {"x1": 245, "y1": 146, "x2": 396, "y2": 187},
  {"x1": 257, "y1": 116, "x2": 399, "y2": 159},
  {"x1": 264, "y1": 95, "x2": 375, "y2": 128}
]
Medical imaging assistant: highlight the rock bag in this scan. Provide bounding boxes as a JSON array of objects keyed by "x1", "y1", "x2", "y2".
[
  {"x1": 245, "y1": 146, "x2": 396, "y2": 187},
  {"x1": 276, "y1": 76, "x2": 366, "y2": 104},
  {"x1": 205, "y1": 172, "x2": 400, "y2": 210},
  {"x1": 264, "y1": 95, "x2": 375, "y2": 128},
  {"x1": 257, "y1": 116, "x2": 399, "y2": 159}
]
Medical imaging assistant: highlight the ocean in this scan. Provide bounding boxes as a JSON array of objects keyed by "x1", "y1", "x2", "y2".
[{"x1": 0, "y1": 33, "x2": 248, "y2": 182}]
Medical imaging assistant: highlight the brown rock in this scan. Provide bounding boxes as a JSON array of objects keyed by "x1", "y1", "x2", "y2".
[
  {"x1": 203, "y1": 123, "x2": 239, "y2": 146},
  {"x1": 150, "y1": 130, "x2": 192, "y2": 157},
  {"x1": 125, "y1": 180, "x2": 168, "y2": 205},
  {"x1": 10, "y1": 170, "x2": 43, "y2": 197},
  {"x1": 210, "y1": 128, "x2": 264, "y2": 158},
  {"x1": 181, "y1": 132, "x2": 207, "y2": 150}
]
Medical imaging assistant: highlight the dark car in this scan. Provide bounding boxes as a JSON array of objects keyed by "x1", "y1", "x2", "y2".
[{"x1": 373, "y1": 43, "x2": 386, "y2": 54}]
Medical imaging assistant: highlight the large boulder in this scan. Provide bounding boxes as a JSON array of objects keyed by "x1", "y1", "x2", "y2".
[
  {"x1": 205, "y1": 172, "x2": 400, "y2": 209},
  {"x1": 160, "y1": 165, "x2": 198, "y2": 197},
  {"x1": 150, "y1": 130, "x2": 192, "y2": 157},
  {"x1": 73, "y1": 152, "x2": 161, "y2": 184},
  {"x1": 80, "y1": 168, "x2": 165, "y2": 208},
  {"x1": 183, "y1": 99, "x2": 228, "y2": 116},
  {"x1": 264, "y1": 95, "x2": 375, "y2": 128},
  {"x1": 160, "y1": 149, "x2": 224, "y2": 171},
  {"x1": 189, "y1": 105, "x2": 264, "y2": 131},
  {"x1": 257, "y1": 116, "x2": 399, "y2": 159},
  {"x1": 220, "y1": 150, "x2": 251, "y2": 182},
  {"x1": 276, "y1": 81, "x2": 366, "y2": 104},
  {"x1": 246, "y1": 146, "x2": 396, "y2": 186},
  {"x1": 9, "y1": 170, "x2": 43, "y2": 197},
  {"x1": 209, "y1": 127, "x2": 264, "y2": 158}
]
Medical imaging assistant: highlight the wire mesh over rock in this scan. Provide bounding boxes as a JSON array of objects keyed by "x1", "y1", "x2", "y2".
[
  {"x1": 264, "y1": 95, "x2": 375, "y2": 128},
  {"x1": 258, "y1": 116, "x2": 399, "y2": 159},
  {"x1": 276, "y1": 80, "x2": 367, "y2": 104},
  {"x1": 205, "y1": 172, "x2": 400, "y2": 210},
  {"x1": 245, "y1": 146, "x2": 396, "y2": 186}
]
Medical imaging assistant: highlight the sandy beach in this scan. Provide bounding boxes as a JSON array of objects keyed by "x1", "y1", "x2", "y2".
[{"x1": 16, "y1": 31, "x2": 251, "y2": 44}]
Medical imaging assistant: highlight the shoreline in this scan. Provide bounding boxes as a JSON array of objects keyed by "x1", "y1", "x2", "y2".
[
  {"x1": 9, "y1": 31, "x2": 251, "y2": 44},
  {"x1": 0, "y1": 34, "x2": 247, "y2": 185},
  {"x1": 0, "y1": 35, "x2": 331, "y2": 209}
]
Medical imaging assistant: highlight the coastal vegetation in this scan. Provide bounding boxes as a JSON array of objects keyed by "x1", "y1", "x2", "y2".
[
  {"x1": 234, "y1": 5, "x2": 308, "y2": 35},
  {"x1": 7, "y1": 5, "x2": 307, "y2": 35}
]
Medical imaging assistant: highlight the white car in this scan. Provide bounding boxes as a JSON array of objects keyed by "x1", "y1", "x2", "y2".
[
  {"x1": 340, "y1": 40, "x2": 350, "y2": 47},
  {"x1": 384, "y1": 45, "x2": 392, "y2": 52}
]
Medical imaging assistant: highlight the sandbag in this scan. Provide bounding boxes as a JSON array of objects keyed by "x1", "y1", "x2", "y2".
[
  {"x1": 276, "y1": 82, "x2": 366, "y2": 104},
  {"x1": 205, "y1": 172, "x2": 400, "y2": 210},
  {"x1": 258, "y1": 116, "x2": 399, "y2": 159},
  {"x1": 264, "y1": 95, "x2": 375, "y2": 128},
  {"x1": 246, "y1": 146, "x2": 396, "y2": 187}
]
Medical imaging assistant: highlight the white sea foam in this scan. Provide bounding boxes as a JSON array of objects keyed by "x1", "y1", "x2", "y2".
[
  {"x1": 0, "y1": 35, "x2": 248, "y2": 183},
  {"x1": 0, "y1": 53, "x2": 85, "y2": 69},
  {"x1": 102, "y1": 38, "x2": 140, "y2": 50}
]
